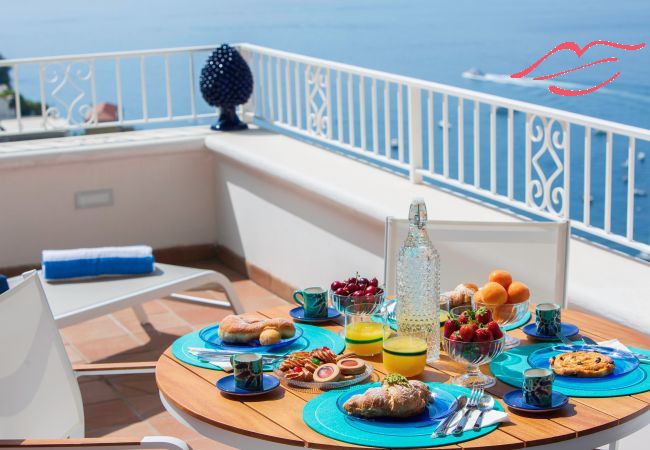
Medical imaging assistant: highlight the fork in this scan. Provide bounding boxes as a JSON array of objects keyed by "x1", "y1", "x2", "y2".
[{"x1": 452, "y1": 386, "x2": 483, "y2": 435}]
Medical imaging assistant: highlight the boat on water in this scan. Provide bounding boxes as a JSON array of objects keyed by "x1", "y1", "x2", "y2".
[{"x1": 462, "y1": 67, "x2": 485, "y2": 79}]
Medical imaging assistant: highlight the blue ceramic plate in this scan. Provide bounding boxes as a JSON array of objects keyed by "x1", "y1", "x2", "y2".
[
  {"x1": 199, "y1": 323, "x2": 304, "y2": 352},
  {"x1": 522, "y1": 323, "x2": 579, "y2": 341},
  {"x1": 503, "y1": 389, "x2": 568, "y2": 413},
  {"x1": 216, "y1": 374, "x2": 281, "y2": 397},
  {"x1": 289, "y1": 306, "x2": 341, "y2": 323},
  {"x1": 528, "y1": 345, "x2": 640, "y2": 379},
  {"x1": 335, "y1": 383, "x2": 457, "y2": 435}
]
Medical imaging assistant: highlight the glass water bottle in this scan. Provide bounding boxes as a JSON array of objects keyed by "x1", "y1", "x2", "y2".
[{"x1": 395, "y1": 198, "x2": 441, "y2": 362}]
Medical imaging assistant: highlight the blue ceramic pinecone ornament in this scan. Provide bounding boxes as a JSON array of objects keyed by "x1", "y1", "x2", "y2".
[{"x1": 200, "y1": 44, "x2": 253, "y2": 131}]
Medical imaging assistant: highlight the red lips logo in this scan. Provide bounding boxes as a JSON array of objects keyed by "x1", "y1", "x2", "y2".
[{"x1": 511, "y1": 40, "x2": 646, "y2": 96}]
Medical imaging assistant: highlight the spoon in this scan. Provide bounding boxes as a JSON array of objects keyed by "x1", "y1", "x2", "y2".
[{"x1": 473, "y1": 393, "x2": 495, "y2": 431}]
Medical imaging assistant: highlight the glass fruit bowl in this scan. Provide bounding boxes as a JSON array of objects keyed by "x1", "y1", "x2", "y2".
[
  {"x1": 330, "y1": 290, "x2": 385, "y2": 315},
  {"x1": 472, "y1": 298, "x2": 530, "y2": 349},
  {"x1": 442, "y1": 306, "x2": 506, "y2": 388}
]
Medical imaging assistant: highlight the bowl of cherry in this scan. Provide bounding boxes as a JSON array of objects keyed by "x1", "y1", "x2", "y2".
[{"x1": 329, "y1": 274, "x2": 385, "y2": 314}]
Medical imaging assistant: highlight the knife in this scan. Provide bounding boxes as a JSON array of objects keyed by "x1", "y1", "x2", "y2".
[
  {"x1": 187, "y1": 347, "x2": 287, "y2": 359},
  {"x1": 434, "y1": 395, "x2": 467, "y2": 438},
  {"x1": 579, "y1": 337, "x2": 650, "y2": 364}
]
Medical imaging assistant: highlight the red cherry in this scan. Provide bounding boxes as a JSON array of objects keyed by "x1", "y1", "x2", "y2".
[
  {"x1": 351, "y1": 290, "x2": 365, "y2": 298},
  {"x1": 346, "y1": 283, "x2": 359, "y2": 293},
  {"x1": 335, "y1": 288, "x2": 350, "y2": 296},
  {"x1": 369, "y1": 278, "x2": 379, "y2": 287},
  {"x1": 376, "y1": 288, "x2": 384, "y2": 294},
  {"x1": 358, "y1": 277, "x2": 369, "y2": 286},
  {"x1": 365, "y1": 285, "x2": 378, "y2": 295},
  {"x1": 331, "y1": 281, "x2": 344, "y2": 291},
  {"x1": 346, "y1": 277, "x2": 357, "y2": 284}
]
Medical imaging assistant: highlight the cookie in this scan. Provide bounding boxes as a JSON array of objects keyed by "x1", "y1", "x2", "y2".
[{"x1": 549, "y1": 351, "x2": 615, "y2": 377}]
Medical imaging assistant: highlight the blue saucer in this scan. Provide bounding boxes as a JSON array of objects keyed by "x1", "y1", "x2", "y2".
[
  {"x1": 522, "y1": 322, "x2": 579, "y2": 341},
  {"x1": 289, "y1": 306, "x2": 340, "y2": 323},
  {"x1": 216, "y1": 374, "x2": 280, "y2": 397},
  {"x1": 503, "y1": 389, "x2": 568, "y2": 413}
]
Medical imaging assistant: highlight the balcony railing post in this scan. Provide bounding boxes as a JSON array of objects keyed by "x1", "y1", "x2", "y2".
[
  {"x1": 239, "y1": 46, "x2": 256, "y2": 123},
  {"x1": 407, "y1": 85, "x2": 423, "y2": 183}
]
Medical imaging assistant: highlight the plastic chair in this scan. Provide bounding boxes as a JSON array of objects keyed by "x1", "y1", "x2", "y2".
[
  {"x1": 0, "y1": 273, "x2": 188, "y2": 450},
  {"x1": 384, "y1": 219, "x2": 570, "y2": 307}
]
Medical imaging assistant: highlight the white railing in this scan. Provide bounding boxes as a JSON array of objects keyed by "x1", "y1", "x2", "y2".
[
  {"x1": 0, "y1": 45, "x2": 219, "y2": 136},
  {"x1": 237, "y1": 43, "x2": 650, "y2": 256},
  {"x1": 1, "y1": 44, "x2": 649, "y2": 256}
]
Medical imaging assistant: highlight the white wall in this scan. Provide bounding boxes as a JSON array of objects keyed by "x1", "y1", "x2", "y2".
[
  {"x1": 0, "y1": 143, "x2": 218, "y2": 267},
  {"x1": 213, "y1": 157, "x2": 385, "y2": 288}
]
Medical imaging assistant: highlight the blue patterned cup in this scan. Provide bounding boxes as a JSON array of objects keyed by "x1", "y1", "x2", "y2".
[
  {"x1": 523, "y1": 368, "x2": 554, "y2": 407},
  {"x1": 230, "y1": 353, "x2": 264, "y2": 391},
  {"x1": 535, "y1": 303, "x2": 561, "y2": 336},
  {"x1": 293, "y1": 286, "x2": 328, "y2": 318}
]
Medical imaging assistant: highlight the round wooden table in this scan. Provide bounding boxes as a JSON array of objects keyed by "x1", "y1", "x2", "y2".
[{"x1": 157, "y1": 304, "x2": 650, "y2": 449}]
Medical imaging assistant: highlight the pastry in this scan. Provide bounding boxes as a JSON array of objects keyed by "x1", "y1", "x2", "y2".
[
  {"x1": 218, "y1": 314, "x2": 295, "y2": 343},
  {"x1": 259, "y1": 328, "x2": 281, "y2": 345},
  {"x1": 549, "y1": 351, "x2": 615, "y2": 377},
  {"x1": 337, "y1": 358, "x2": 365, "y2": 375},
  {"x1": 343, "y1": 374, "x2": 432, "y2": 418},
  {"x1": 313, "y1": 363, "x2": 341, "y2": 382},
  {"x1": 441, "y1": 283, "x2": 477, "y2": 308}
]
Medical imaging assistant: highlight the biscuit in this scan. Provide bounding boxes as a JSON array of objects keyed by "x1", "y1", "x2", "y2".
[{"x1": 549, "y1": 351, "x2": 615, "y2": 377}]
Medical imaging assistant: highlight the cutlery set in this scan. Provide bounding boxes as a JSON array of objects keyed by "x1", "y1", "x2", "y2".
[{"x1": 434, "y1": 387, "x2": 490, "y2": 437}]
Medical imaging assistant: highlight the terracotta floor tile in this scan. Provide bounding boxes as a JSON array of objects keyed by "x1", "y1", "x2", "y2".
[
  {"x1": 75, "y1": 334, "x2": 143, "y2": 362},
  {"x1": 84, "y1": 399, "x2": 139, "y2": 430},
  {"x1": 65, "y1": 343, "x2": 87, "y2": 364},
  {"x1": 148, "y1": 412, "x2": 205, "y2": 441},
  {"x1": 125, "y1": 394, "x2": 165, "y2": 419},
  {"x1": 79, "y1": 378, "x2": 120, "y2": 404},
  {"x1": 86, "y1": 420, "x2": 157, "y2": 438},
  {"x1": 170, "y1": 304, "x2": 232, "y2": 326},
  {"x1": 187, "y1": 437, "x2": 238, "y2": 450},
  {"x1": 61, "y1": 316, "x2": 127, "y2": 343},
  {"x1": 232, "y1": 280, "x2": 275, "y2": 300},
  {"x1": 108, "y1": 374, "x2": 160, "y2": 397}
]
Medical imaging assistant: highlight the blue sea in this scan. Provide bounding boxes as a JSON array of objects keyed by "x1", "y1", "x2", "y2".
[{"x1": 2, "y1": 0, "x2": 649, "y2": 247}]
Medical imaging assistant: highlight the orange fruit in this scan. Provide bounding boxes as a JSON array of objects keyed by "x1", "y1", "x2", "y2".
[
  {"x1": 507, "y1": 281, "x2": 530, "y2": 304},
  {"x1": 488, "y1": 270, "x2": 512, "y2": 289},
  {"x1": 475, "y1": 282, "x2": 508, "y2": 305}
]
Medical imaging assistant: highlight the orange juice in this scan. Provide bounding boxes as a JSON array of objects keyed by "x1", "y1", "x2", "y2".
[
  {"x1": 382, "y1": 335, "x2": 428, "y2": 377},
  {"x1": 345, "y1": 322, "x2": 383, "y2": 356}
]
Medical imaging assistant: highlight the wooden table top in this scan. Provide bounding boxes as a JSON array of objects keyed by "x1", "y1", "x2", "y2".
[{"x1": 156, "y1": 304, "x2": 650, "y2": 449}]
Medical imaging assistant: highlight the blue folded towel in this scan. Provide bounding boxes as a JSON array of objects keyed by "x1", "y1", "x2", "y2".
[
  {"x1": 42, "y1": 246, "x2": 155, "y2": 280},
  {"x1": 0, "y1": 274, "x2": 8, "y2": 294}
]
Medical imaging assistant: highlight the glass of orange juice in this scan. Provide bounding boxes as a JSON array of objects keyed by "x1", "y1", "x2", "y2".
[
  {"x1": 344, "y1": 303, "x2": 383, "y2": 356},
  {"x1": 382, "y1": 326, "x2": 428, "y2": 377}
]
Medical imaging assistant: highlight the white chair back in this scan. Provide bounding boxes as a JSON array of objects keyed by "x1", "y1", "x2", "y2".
[
  {"x1": 0, "y1": 273, "x2": 84, "y2": 439},
  {"x1": 384, "y1": 219, "x2": 569, "y2": 307}
]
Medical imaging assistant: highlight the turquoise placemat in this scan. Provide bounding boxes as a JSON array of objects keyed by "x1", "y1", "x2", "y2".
[
  {"x1": 171, "y1": 323, "x2": 345, "y2": 371},
  {"x1": 504, "y1": 311, "x2": 531, "y2": 331},
  {"x1": 303, "y1": 382, "x2": 505, "y2": 448},
  {"x1": 491, "y1": 343, "x2": 650, "y2": 397}
]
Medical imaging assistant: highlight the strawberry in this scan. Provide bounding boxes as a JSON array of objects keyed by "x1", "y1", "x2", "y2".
[
  {"x1": 473, "y1": 328, "x2": 494, "y2": 342},
  {"x1": 486, "y1": 320, "x2": 503, "y2": 339},
  {"x1": 475, "y1": 307, "x2": 492, "y2": 325},
  {"x1": 458, "y1": 309, "x2": 474, "y2": 324},
  {"x1": 459, "y1": 324, "x2": 475, "y2": 342},
  {"x1": 443, "y1": 318, "x2": 461, "y2": 338},
  {"x1": 470, "y1": 321, "x2": 479, "y2": 333},
  {"x1": 448, "y1": 330, "x2": 462, "y2": 342}
]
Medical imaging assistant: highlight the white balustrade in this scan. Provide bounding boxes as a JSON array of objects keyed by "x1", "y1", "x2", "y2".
[{"x1": 1, "y1": 44, "x2": 649, "y2": 255}]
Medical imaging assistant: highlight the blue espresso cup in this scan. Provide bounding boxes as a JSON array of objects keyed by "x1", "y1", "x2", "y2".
[
  {"x1": 293, "y1": 286, "x2": 328, "y2": 318},
  {"x1": 230, "y1": 353, "x2": 264, "y2": 391},
  {"x1": 523, "y1": 368, "x2": 554, "y2": 407},
  {"x1": 535, "y1": 302, "x2": 561, "y2": 336}
]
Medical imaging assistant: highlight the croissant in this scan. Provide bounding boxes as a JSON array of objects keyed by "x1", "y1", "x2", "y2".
[{"x1": 343, "y1": 376, "x2": 431, "y2": 418}]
